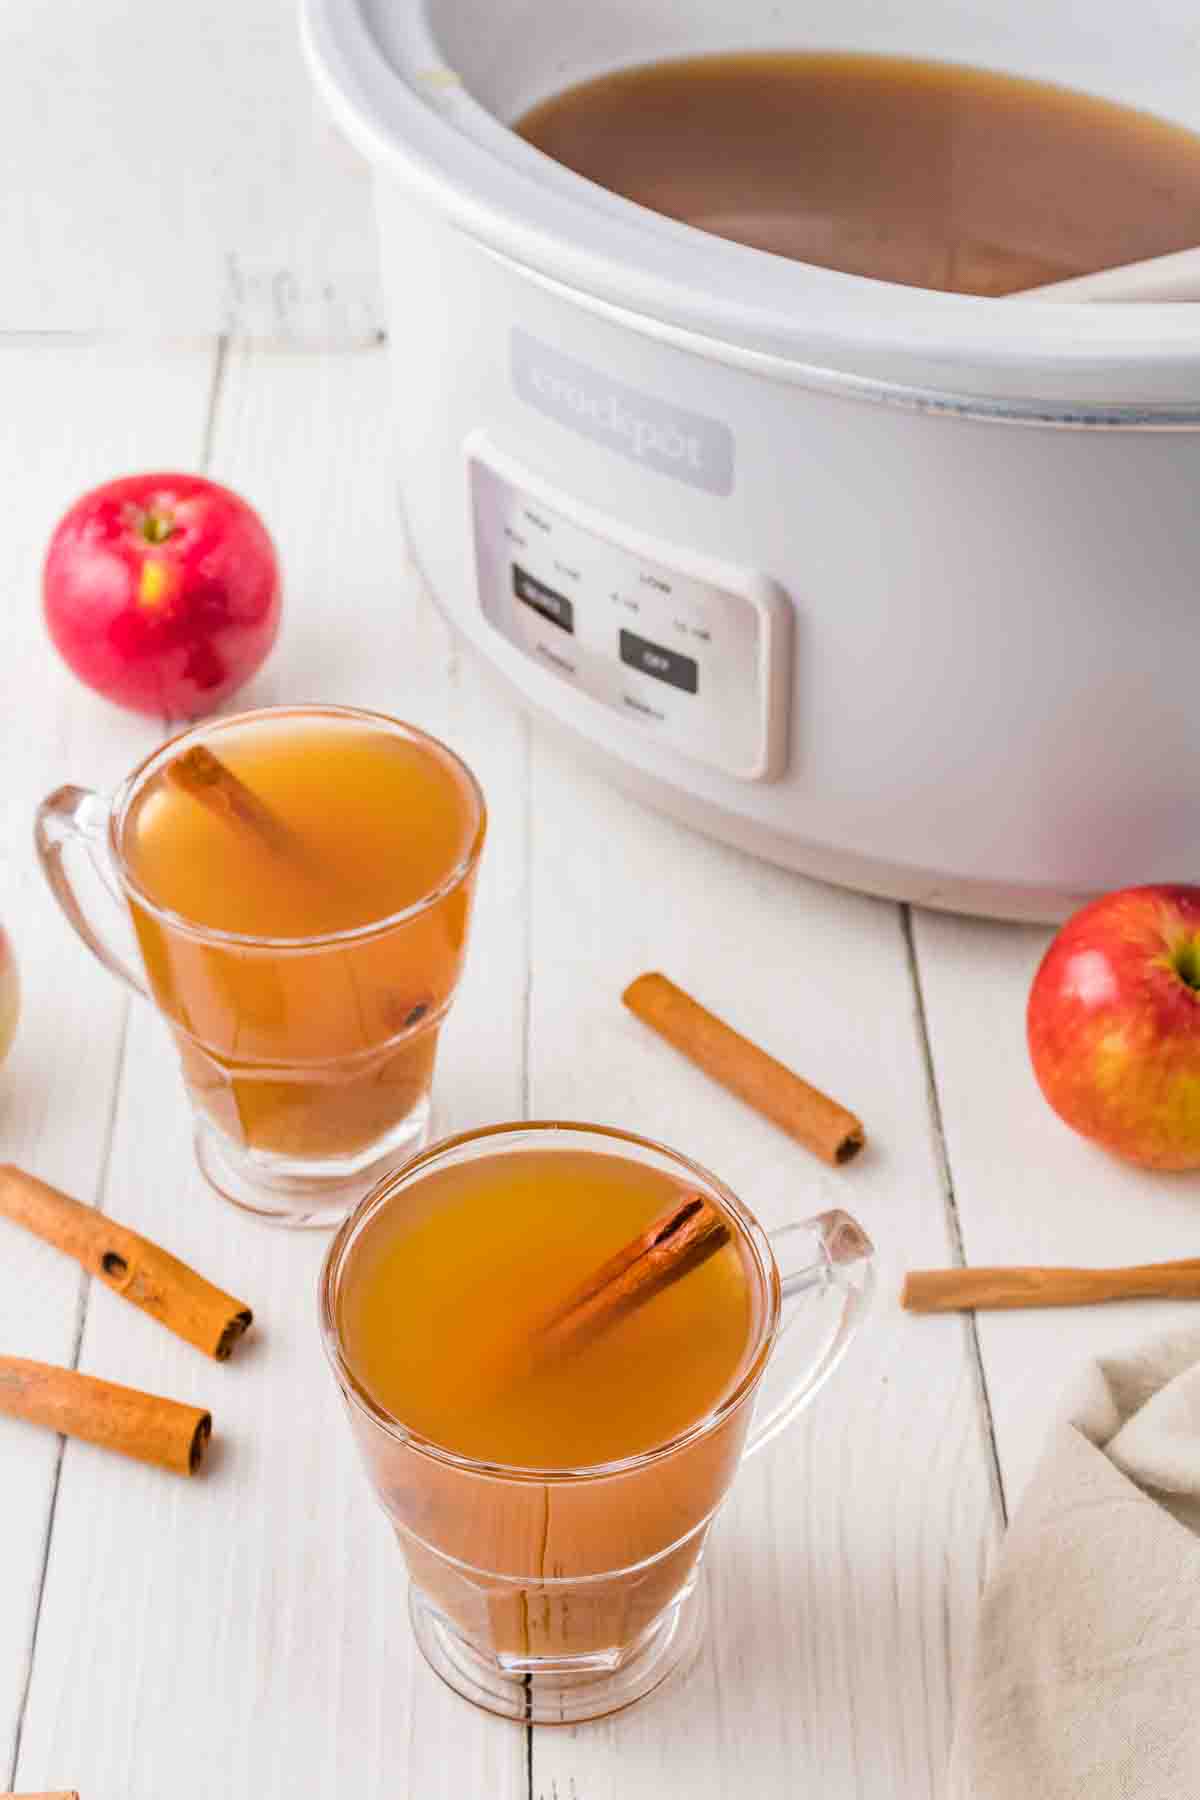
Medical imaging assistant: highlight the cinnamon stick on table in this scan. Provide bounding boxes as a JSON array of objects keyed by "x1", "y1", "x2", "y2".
[
  {"x1": 623, "y1": 972, "x2": 865, "y2": 1167},
  {"x1": 903, "y1": 1259, "x2": 1200, "y2": 1313},
  {"x1": 536, "y1": 1194, "x2": 731, "y2": 1361},
  {"x1": 2, "y1": 1791, "x2": 80, "y2": 1798},
  {"x1": 0, "y1": 1357, "x2": 210, "y2": 1475},
  {"x1": 0, "y1": 1166, "x2": 252, "y2": 1361}
]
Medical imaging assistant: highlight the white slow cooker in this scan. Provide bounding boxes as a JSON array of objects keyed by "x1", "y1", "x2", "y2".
[{"x1": 303, "y1": 0, "x2": 1200, "y2": 921}]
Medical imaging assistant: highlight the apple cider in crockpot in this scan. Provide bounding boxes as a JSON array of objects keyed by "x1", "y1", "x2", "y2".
[{"x1": 517, "y1": 52, "x2": 1200, "y2": 295}]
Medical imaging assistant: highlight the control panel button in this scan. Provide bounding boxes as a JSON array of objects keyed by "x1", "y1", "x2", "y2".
[
  {"x1": 513, "y1": 563, "x2": 574, "y2": 633},
  {"x1": 619, "y1": 629, "x2": 698, "y2": 694}
]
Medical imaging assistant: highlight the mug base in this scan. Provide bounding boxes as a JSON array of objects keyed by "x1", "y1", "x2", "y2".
[
  {"x1": 193, "y1": 1098, "x2": 433, "y2": 1229},
  {"x1": 409, "y1": 1576, "x2": 707, "y2": 1724}
]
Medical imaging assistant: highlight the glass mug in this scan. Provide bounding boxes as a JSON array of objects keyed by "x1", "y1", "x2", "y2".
[
  {"x1": 35, "y1": 704, "x2": 486, "y2": 1226},
  {"x1": 321, "y1": 1121, "x2": 875, "y2": 1722}
]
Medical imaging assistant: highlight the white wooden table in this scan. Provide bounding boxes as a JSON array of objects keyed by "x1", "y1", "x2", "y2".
[{"x1": 4, "y1": 12, "x2": 1200, "y2": 1798}]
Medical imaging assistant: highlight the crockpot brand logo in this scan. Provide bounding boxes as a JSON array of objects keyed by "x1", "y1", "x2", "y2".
[{"x1": 511, "y1": 330, "x2": 734, "y2": 496}]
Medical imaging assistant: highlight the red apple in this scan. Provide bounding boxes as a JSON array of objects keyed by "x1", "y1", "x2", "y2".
[
  {"x1": 43, "y1": 472, "x2": 280, "y2": 719},
  {"x1": 1028, "y1": 884, "x2": 1200, "y2": 1170},
  {"x1": 0, "y1": 925, "x2": 18, "y2": 1068}
]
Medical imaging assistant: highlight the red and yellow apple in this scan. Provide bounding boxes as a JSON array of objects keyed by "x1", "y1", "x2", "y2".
[
  {"x1": 0, "y1": 926, "x2": 18, "y2": 1067},
  {"x1": 1028, "y1": 884, "x2": 1200, "y2": 1170},
  {"x1": 44, "y1": 472, "x2": 281, "y2": 720}
]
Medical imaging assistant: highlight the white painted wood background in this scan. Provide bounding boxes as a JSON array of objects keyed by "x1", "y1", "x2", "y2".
[
  {"x1": 0, "y1": 0, "x2": 381, "y2": 336},
  {"x1": 4, "y1": 9, "x2": 1200, "y2": 1798}
]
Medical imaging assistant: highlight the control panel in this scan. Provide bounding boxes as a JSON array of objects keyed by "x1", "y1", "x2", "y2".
[{"x1": 468, "y1": 440, "x2": 790, "y2": 781}]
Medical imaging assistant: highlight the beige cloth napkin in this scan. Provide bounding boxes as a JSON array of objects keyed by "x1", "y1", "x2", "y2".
[{"x1": 949, "y1": 1327, "x2": 1200, "y2": 1799}]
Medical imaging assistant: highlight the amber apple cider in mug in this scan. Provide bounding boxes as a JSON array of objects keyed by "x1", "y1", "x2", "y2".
[
  {"x1": 331, "y1": 1141, "x2": 756, "y2": 1711},
  {"x1": 322, "y1": 1122, "x2": 876, "y2": 1722},
  {"x1": 337, "y1": 1146, "x2": 755, "y2": 1466},
  {"x1": 107, "y1": 706, "x2": 484, "y2": 1218}
]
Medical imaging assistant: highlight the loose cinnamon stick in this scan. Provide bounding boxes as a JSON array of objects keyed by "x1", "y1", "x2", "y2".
[
  {"x1": 903, "y1": 1260, "x2": 1200, "y2": 1313},
  {"x1": 536, "y1": 1193, "x2": 731, "y2": 1360},
  {"x1": 0, "y1": 1357, "x2": 210, "y2": 1475},
  {"x1": 2, "y1": 1791, "x2": 80, "y2": 1798},
  {"x1": 165, "y1": 744, "x2": 317, "y2": 871},
  {"x1": 623, "y1": 972, "x2": 865, "y2": 1167},
  {"x1": 0, "y1": 1166, "x2": 252, "y2": 1361}
]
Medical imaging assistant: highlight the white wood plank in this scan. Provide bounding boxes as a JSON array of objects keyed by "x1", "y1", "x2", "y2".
[
  {"x1": 13, "y1": 343, "x2": 527, "y2": 1799},
  {"x1": 525, "y1": 757, "x2": 1001, "y2": 1798},
  {"x1": 0, "y1": 341, "x2": 216, "y2": 1781},
  {"x1": 0, "y1": 0, "x2": 382, "y2": 338},
  {"x1": 913, "y1": 908, "x2": 1200, "y2": 1507}
]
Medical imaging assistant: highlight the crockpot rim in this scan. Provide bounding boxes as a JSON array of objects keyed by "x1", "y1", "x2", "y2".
[{"x1": 302, "y1": 0, "x2": 1200, "y2": 413}]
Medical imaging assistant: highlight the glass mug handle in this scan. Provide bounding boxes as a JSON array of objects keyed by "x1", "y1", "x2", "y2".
[
  {"x1": 34, "y1": 785, "x2": 149, "y2": 998},
  {"x1": 746, "y1": 1209, "x2": 876, "y2": 1458}
]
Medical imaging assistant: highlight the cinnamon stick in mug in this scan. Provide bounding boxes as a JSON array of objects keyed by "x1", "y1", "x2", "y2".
[
  {"x1": 623, "y1": 973, "x2": 865, "y2": 1166},
  {"x1": 0, "y1": 1357, "x2": 210, "y2": 1475},
  {"x1": 165, "y1": 744, "x2": 313, "y2": 867},
  {"x1": 536, "y1": 1193, "x2": 730, "y2": 1360},
  {"x1": 0, "y1": 1166, "x2": 252, "y2": 1361}
]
